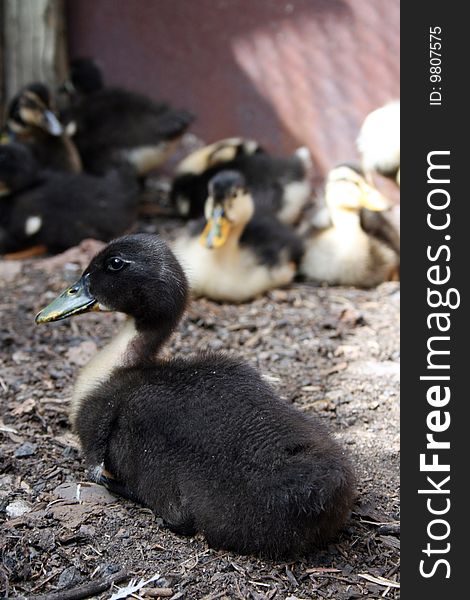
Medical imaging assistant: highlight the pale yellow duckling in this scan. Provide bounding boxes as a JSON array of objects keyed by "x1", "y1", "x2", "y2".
[
  {"x1": 357, "y1": 100, "x2": 400, "y2": 186},
  {"x1": 299, "y1": 165, "x2": 399, "y2": 288}
]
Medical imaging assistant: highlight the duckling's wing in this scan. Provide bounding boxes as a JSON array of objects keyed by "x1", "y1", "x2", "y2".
[
  {"x1": 359, "y1": 208, "x2": 400, "y2": 255},
  {"x1": 151, "y1": 109, "x2": 194, "y2": 141},
  {"x1": 241, "y1": 215, "x2": 304, "y2": 267}
]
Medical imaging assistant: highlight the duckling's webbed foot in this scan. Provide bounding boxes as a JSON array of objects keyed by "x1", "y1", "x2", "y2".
[
  {"x1": 87, "y1": 463, "x2": 107, "y2": 483},
  {"x1": 87, "y1": 463, "x2": 139, "y2": 503}
]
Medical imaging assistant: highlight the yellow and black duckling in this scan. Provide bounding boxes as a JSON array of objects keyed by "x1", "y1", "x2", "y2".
[
  {"x1": 61, "y1": 57, "x2": 194, "y2": 175},
  {"x1": 170, "y1": 141, "x2": 312, "y2": 223},
  {"x1": 4, "y1": 82, "x2": 82, "y2": 173},
  {"x1": 299, "y1": 165, "x2": 400, "y2": 288},
  {"x1": 175, "y1": 136, "x2": 263, "y2": 176},
  {"x1": 172, "y1": 170, "x2": 304, "y2": 303},
  {"x1": 357, "y1": 100, "x2": 400, "y2": 186},
  {"x1": 35, "y1": 233, "x2": 355, "y2": 559},
  {"x1": 0, "y1": 143, "x2": 139, "y2": 255}
]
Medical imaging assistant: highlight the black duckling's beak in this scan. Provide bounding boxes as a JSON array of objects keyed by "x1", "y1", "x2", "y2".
[
  {"x1": 42, "y1": 110, "x2": 64, "y2": 136},
  {"x1": 35, "y1": 274, "x2": 101, "y2": 324},
  {"x1": 199, "y1": 205, "x2": 232, "y2": 249}
]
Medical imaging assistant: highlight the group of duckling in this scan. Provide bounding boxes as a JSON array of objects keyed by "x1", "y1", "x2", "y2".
[
  {"x1": 0, "y1": 58, "x2": 193, "y2": 255},
  {"x1": 7, "y1": 61, "x2": 401, "y2": 559},
  {"x1": 2, "y1": 58, "x2": 399, "y2": 299},
  {"x1": 171, "y1": 100, "x2": 400, "y2": 299}
]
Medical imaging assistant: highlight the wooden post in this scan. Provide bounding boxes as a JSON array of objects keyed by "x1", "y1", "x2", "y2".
[
  {"x1": 2, "y1": 0, "x2": 68, "y2": 107},
  {"x1": 0, "y1": 0, "x2": 5, "y2": 120}
]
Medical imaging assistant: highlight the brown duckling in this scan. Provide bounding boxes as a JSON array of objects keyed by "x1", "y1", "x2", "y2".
[
  {"x1": 36, "y1": 233, "x2": 355, "y2": 559},
  {"x1": 4, "y1": 82, "x2": 82, "y2": 173}
]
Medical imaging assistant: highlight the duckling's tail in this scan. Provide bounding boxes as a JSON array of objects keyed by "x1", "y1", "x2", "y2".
[
  {"x1": 155, "y1": 109, "x2": 195, "y2": 141},
  {"x1": 200, "y1": 445, "x2": 356, "y2": 559},
  {"x1": 261, "y1": 454, "x2": 356, "y2": 558}
]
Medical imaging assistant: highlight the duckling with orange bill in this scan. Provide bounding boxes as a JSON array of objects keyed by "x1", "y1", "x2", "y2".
[
  {"x1": 299, "y1": 165, "x2": 399, "y2": 288},
  {"x1": 172, "y1": 170, "x2": 303, "y2": 303}
]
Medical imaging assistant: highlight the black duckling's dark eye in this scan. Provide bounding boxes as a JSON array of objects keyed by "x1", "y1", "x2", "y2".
[{"x1": 104, "y1": 256, "x2": 128, "y2": 272}]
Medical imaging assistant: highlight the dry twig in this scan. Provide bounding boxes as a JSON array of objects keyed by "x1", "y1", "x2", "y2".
[{"x1": 29, "y1": 570, "x2": 129, "y2": 600}]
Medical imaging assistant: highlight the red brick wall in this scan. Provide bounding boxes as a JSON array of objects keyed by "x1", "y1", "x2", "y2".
[{"x1": 66, "y1": 0, "x2": 399, "y2": 175}]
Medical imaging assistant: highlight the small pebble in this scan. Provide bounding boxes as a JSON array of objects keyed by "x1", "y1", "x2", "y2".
[
  {"x1": 6, "y1": 499, "x2": 31, "y2": 518},
  {"x1": 58, "y1": 566, "x2": 82, "y2": 589},
  {"x1": 14, "y1": 442, "x2": 38, "y2": 458}
]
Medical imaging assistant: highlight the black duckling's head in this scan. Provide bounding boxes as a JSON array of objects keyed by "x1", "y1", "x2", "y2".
[
  {"x1": 0, "y1": 143, "x2": 38, "y2": 196},
  {"x1": 325, "y1": 164, "x2": 391, "y2": 213},
  {"x1": 64, "y1": 57, "x2": 104, "y2": 95},
  {"x1": 7, "y1": 83, "x2": 64, "y2": 137},
  {"x1": 200, "y1": 170, "x2": 254, "y2": 249},
  {"x1": 36, "y1": 234, "x2": 189, "y2": 331}
]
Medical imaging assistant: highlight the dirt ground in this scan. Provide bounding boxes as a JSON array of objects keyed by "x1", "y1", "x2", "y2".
[{"x1": 0, "y1": 212, "x2": 400, "y2": 600}]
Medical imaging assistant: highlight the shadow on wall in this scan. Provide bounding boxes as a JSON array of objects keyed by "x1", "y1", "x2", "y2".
[{"x1": 65, "y1": 0, "x2": 399, "y2": 175}]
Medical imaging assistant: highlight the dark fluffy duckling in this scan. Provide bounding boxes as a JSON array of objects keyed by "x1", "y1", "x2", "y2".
[
  {"x1": 5, "y1": 82, "x2": 82, "y2": 173},
  {"x1": 0, "y1": 143, "x2": 138, "y2": 255},
  {"x1": 61, "y1": 57, "x2": 194, "y2": 175},
  {"x1": 299, "y1": 165, "x2": 399, "y2": 288},
  {"x1": 35, "y1": 233, "x2": 355, "y2": 558},
  {"x1": 172, "y1": 170, "x2": 304, "y2": 302},
  {"x1": 357, "y1": 101, "x2": 400, "y2": 186},
  {"x1": 171, "y1": 142, "x2": 312, "y2": 223}
]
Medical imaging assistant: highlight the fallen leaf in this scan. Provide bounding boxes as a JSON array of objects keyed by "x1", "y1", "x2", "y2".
[{"x1": 49, "y1": 502, "x2": 96, "y2": 529}]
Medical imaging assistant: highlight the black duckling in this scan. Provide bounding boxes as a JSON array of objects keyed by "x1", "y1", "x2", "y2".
[
  {"x1": 299, "y1": 165, "x2": 400, "y2": 288},
  {"x1": 35, "y1": 232, "x2": 355, "y2": 559},
  {"x1": 5, "y1": 82, "x2": 82, "y2": 173},
  {"x1": 61, "y1": 57, "x2": 194, "y2": 175},
  {"x1": 172, "y1": 170, "x2": 304, "y2": 302},
  {"x1": 357, "y1": 100, "x2": 400, "y2": 186},
  {"x1": 171, "y1": 143, "x2": 312, "y2": 223},
  {"x1": 0, "y1": 143, "x2": 139, "y2": 255}
]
